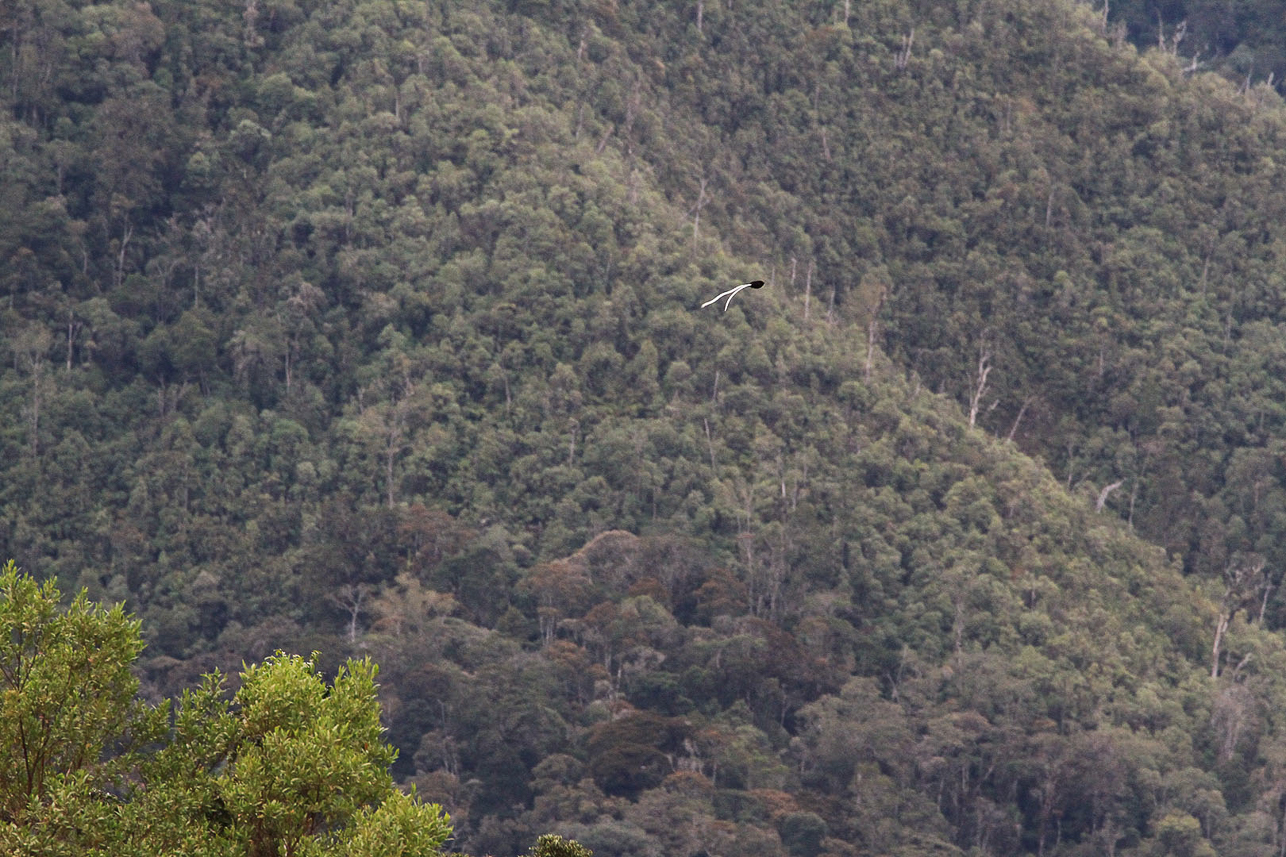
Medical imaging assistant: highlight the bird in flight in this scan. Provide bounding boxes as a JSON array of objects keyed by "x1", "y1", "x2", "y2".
[{"x1": 701, "y1": 280, "x2": 765, "y2": 311}]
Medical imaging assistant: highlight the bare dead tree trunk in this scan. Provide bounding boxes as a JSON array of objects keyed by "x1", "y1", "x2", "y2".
[
  {"x1": 1128, "y1": 478, "x2": 1139, "y2": 530},
  {"x1": 1212, "y1": 610, "x2": 1230, "y2": 679},
  {"x1": 596, "y1": 123, "x2": 614, "y2": 154},
  {"x1": 330, "y1": 584, "x2": 372, "y2": 643},
  {"x1": 896, "y1": 28, "x2": 914, "y2": 70},
  {"x1": 1213, "y1": 684, "x2": 1255, "y2": 763},
  {"x1": 1213, "y1": 556, "x2": 1269, "y2": 677},
  {"x1": 65, "y1": 309, "x2": 82, "y2": 371},
  {"x1": 1212, "y1": 618, "x2": 1229, "y2": 678},
  {"x1": 952, "y1": 590, "x2": 965, "y2": 655},
  {"x1": 284, "y1": 341, "x2": 293, "y2": 393},
  {"x1": 1007, "y1": 395, "x2": 1033, "y2": 442},
  {"x1": 1095, "y1": 480, "x2": 1124, "y2": 513},
  {"x1": 689, "y1": 176, "x2": 708, "y2": 249},
  {"x1": 968, "y1": 346, "x2": 992, "y2": 428},
  {"x1": 113, "y1": 221, "x2": 133, "y2": 289},
  {"x1": 1035, "y1": 761, "x2": 1063, "y2": 857},
  {"x1": 803, "y1": 258, "x2": 814, "y2": 321},
  {"x1": 865, "y1": 316, "x2": 878, "y2": 381}
]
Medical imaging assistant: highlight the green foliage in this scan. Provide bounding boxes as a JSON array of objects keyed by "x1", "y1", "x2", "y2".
[
  {"x1": 11, "y1": 0, "x2": 1286, "y2": 853},
  {"x1": 127, "y1": 653, "x2": 454, "y2": 857},
  {"x1": 777, "y1": 811, "x2": 828, "y2": 857},
  {"x1": 0, "y1": 559, "x2": 147, "y2": 826},
  {"x1": 0, "y1": 563, "x2": 453, "y2": 857},
  {"x1": 341, "y1": 788, "x2": 455, "y2": 857},
  {"x1": 587, "y1": 711, "x2": 690, "y2": 798},
  {"x1": 1110, "y1": 0, "x2": 1286, "y2": 92},
  {"x1": 528, "y1": 833, "x2": 592, "y2": 857},
  {"x1": 221, "y1": 654, "x2": 400, "y2": 854}
]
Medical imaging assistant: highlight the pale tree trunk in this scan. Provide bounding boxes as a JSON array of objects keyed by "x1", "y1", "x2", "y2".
[
  {"x1": 690, "y1": 176, "x2": 708, "y2": 249},
  {"x1": 1007, "y1": 395, "x2": 1033, "y2": 442},
  {"x1": 65, "y1": 308, "x2": 82, "y2": 371},
  {"x1": 1095, "y1": 480, "x2": 1123, "y2": 512},
  {"x1": 113, "y1": 221, "x2": 133, "y2": 289},
  {"x1": 803, "y1": 258, "x2": 813, "y2": 321},
  {"x1": 896, "y1": 28, "x2": 914, "y2": 70},
  {"x1": 1128, "y1": 477, "x2": 1139, "y2": 530},
  {"x1": 703, "y1": 417, "x2": 716, "y2": 468},
  {"x1": 1213, "y1": 557, "x2": 1269, "y2": 677},
  {"x1": 330, "y1": 584, "x2": 371, "y2": 643},
  {"x1": 28, "y1": 358, "x2": 44, "y2": 456},
  {"x1": 1212, "y1": 612, "x2": 1230, "y2": 678},
  {"x1": 968, "y1": 347, "x2": 992, "y2": 428},
  {"x1": 865, "y1": 317, "x2": 878, "y2": 381}
]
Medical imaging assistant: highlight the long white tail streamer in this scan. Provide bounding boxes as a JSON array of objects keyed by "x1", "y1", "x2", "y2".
[{"x1": 701, "y1": 280, "x2": 765, "y2": 311}]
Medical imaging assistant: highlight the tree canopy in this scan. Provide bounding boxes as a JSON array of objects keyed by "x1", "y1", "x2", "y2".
[
  {"x1": 0, "y1": 559, "x2": 457, "y2": 856},
  {"x1": 7, "y1": 0, "x2": 1286, "y2": 853}
]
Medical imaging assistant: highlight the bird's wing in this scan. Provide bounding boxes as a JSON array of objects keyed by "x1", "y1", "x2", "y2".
[{"x1": 701, "y1": 282, "x2": 755, "y2": 310}]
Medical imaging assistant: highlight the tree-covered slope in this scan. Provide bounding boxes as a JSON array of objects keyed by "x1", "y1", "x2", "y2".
[
  {"x1": 6, "y1": 0, "x2": 1286, "y2": 854},
  {"x1": 573, "y1": 0, "x2": 1286, "y2": 596},
  {"x1": 1109, "y1": 0, "x2": 1286, "y2": 91},
  {"x1": 367, "y1": 370, "x2": 1243, "y2": 857}
]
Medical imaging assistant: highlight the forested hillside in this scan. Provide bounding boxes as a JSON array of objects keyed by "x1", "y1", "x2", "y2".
[
  {"x1": 7, "y1": 0, "x2": 1286, "y2": 854},
  {"x1": 1110, "y1": 0, "x2": 1286, "y2": 90}
]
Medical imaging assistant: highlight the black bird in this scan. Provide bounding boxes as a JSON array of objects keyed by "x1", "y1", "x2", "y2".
[{"x1": 701, "y1": 280, "x2": 765, "y2": 311}]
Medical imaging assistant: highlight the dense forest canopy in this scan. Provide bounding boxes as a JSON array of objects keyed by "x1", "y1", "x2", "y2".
[
  {"x1": 7, "y1": 0, "x2": 1286, "y2": 854},
  {"x1": 1109, "y1": 0, "x2": 1286, "y2": 89}
]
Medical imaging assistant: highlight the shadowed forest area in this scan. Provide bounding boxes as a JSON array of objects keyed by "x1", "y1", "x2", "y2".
[{"x1": 7, "y1": 0, "x2": 1286, "y2": 854}]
